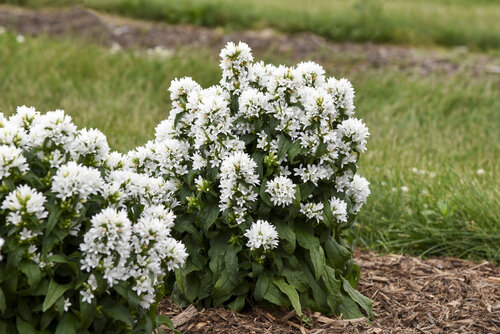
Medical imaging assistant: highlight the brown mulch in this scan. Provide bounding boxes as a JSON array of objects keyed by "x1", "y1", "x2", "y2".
[
  {"x1": 1, "y1": 5, "x2": 500, "y2": 75},
  {"x1": 157, "y1": 251, "x2": 500, "y2": 333}
]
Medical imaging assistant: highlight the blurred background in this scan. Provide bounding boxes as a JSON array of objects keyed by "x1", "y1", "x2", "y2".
[{"x1": 0, "y1": 0, "x2": 499, "y2": 262}]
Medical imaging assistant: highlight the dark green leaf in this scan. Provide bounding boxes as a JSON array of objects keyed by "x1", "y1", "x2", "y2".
[
  {"x1": 322, "y1": 266, "x2": 343, "y2": 311},
  {"x1": 19, "y1": 261, "x2": 42, "y2": 288},
  {"x1": 263, "y1": 282, "x2": 287, "y2": 307},
  {"x1": 274, "y1": 279, "x2": 302, "y2": 315},
  {"x1": 16, "y1": 316, "x2": 36, "y2": 334},
  {"x1": 274, "y1": 220, "x2": 296, "y2": 254},
  {"x1": 336, "y1": 295, "x2": 365, "y2": 319},
  {"x1": 254, "y1": 273, "x2": 270, "y2": 301},
  {"x1": 342, "y1": 278, "x2": 373, "y2": 318},
  {"x1": 0, "y1": 288, "x2": 6, "y2": 313},
  {"x1": 199, "y1": 203, "x2": 220, "y2": 233},
  {"x1": 102, "y1": 299, "x2": 134, "y2": 327},
  {"x1": 156, "y1": 314, "x2": 181, "y2": 334},
  {"x1": 80, "y1": 297, "x2": 96, "y2": 329},
  {"x1": 45, "y1": 206, "x2": 62, "y2": 234},
  {"x1": 287, "y1": 140, "x2": 302, "y2": 163},
  {"x1": 277, "y1": 134, "x2": 293, "y2": 159},
  {"x1": 55, "y1": 313, "x2": 77, "y2": 334},
  {"x1": 227, "y1": 295, "x2": 245, "y2": 311},
  {"x1": 43, "y1": 280, "x2": 71, "y2": 312}
]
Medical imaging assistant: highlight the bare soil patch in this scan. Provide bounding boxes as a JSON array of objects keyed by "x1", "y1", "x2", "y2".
[
  {"x1": 158, "y1": 251, "x2": 500, "y2": 333},
  {"x1": 1, "y1": 6, "x2": 499, "y2": 75}
]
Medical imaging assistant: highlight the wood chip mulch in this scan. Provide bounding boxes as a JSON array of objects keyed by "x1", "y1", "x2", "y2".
[{"x1": 157, "y1": 251, "x2": 500, "y2": 333}]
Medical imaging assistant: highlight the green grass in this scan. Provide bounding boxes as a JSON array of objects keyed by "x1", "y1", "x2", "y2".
[
  {"x1": 58, "y1": 0, "x2": 500, "y2": 51},
  {"x1": 1, "y1": 33, "x2": 499, "y2": 262}
]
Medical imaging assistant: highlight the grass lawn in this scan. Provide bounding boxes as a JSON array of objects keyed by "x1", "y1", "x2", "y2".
[
  {"x1": 8, "y1": 0, "x2": 500, "y2": 51},
  {"x1": 1, "y1": 33, "x2": 499, "y2": 262}
]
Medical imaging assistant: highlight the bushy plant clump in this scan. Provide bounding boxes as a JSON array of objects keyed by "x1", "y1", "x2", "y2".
[
  {"x1": 0, "y1": 107, "x2": 187, "y2": 333},
  {"x1": 135, "y1": 42, "x2": 372, "y2": 317}
]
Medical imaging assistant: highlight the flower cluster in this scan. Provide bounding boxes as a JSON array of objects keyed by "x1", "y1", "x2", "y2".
[
  {"x1": 141, "y1": 42, "x2": 372, "y2": 317},
  {"x1": 0, "y1": 106, "x2": 187, "y2": 332}
]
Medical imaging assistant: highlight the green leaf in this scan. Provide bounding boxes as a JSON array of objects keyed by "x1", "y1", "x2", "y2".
[
  {"x1": 287, "y1": 140, "x2": 302, "y2": 163},
  {"x1": 254, "y1": 273, "x2": 270, "y2": 301},
  {"x1": 274, "y1": 279, "x2": 302, "y2": 315},
  {"x1": 19, "y1": 261, "x2": 42, "y2": 288},
  {"x1": 227, "y1": 295, "x2": 245, "y2": 311},
  {"x1": 308, "y1": 247, "x2": 325, "y2": 281},
  {"x1": 277, "y1": 134, "x2": 293, "y2": 159},
  {"x1": 213, "y1": 269, "x2": 237, "y2": 304},
  {"x1": 342, "y1": 278, "x2": 373, "y2": 318},
  {"x1": 102, "y1": 298, "x2": 134, "y2": 327},
  {"x1": 322, "y1": 266, "x2": 343, "y2": 311},
  {"x1": 336, "y1": 295, "x2": 365, "y2": 319},
  {"x1": 55, "y1": 313, "x2": 77, "y2": 334},
  {"x1": 263, "y1": 282, "x2": 287, "y2": 307},
  {"x1": 199, "y1": 203, "x2": 220, "y2": 233},
  {"x1": 282, "y1": 267, "x2": 308, "y2": 292},
  {"x1": 224, "y1": 244, "x2": 240, "y2": 275},
  {"x1": 16, "y1": 316, "x2": 36, "y2": 334},
  {"x1": 45, "y1": 206, "x2": 62, "y2": 234},
  {"x1": 0, "y1": 288, "x2": 6, "y2": 313},
  {"x1": 80, "y1": 297, "x2": 96, "y2": 329},
  {"x1": 274, "y1": 220, "x2": 296, "y2": 254},
  {"x1": 43, "y1": 280, "x2": 71, "y2": 312},
  {"x1": 293, "y1": 185, "x2": 301, "y2": 210},
  {"x1": 259, "y1": 179, "x2": 273, "y2": 207},
  {"x1": 324, "y1": 238, "x2": 352, "y2": 270},
  {"x1": 156, "y1": 314, "x2": 181, "y2": 334}
]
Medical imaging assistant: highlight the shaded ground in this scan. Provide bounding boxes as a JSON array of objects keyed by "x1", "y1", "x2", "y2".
[
  {"x1": 158, "y1": 251, "x2": 500, "y2": 333},
  {"x1": 1, "y1": 5, "x2": 500, "y2": 75}
]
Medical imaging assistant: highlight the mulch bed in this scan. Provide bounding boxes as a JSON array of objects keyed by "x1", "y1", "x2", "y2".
[{"x1": 158, "y1": 251, "x2": 500, "y2": 333}]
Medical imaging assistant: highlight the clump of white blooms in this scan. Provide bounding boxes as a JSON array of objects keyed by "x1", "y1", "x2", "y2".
[
  {"x1": 329, "y1": 197, "x2": 348, "y2": 223},
  {"x1": 71, "y1": 128, "x2": 110, "y2": 164},
  {"x1": 51, "y1": 161, "x2": 104, "y2": 201},
  {"x1": 266, "y1": 176, "x2": 296, "y2": 207},
  {"x1": 0, "y1": 105, "x2": 188, "y2": 327},
  {"x1": 244, "y1": 220, "x2": 279, "y2": 251},
  {"x1": 130, "y1": 42, "x2": 372, "y2": 314},
  {"x1": 219, "y1": 151, "x2": 260, "y2": 224}
]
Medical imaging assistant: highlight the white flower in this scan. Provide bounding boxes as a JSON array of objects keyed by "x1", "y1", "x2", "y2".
[
  {"x1": 347, "y1": 175, "x2": 370, "y2": 212},
  {"x1": 0, "y1": 237, "x2": 4, "y2": 261},
  {"x1": 266, "y1": 176, "x2": 296, "y2": 207},
  {"x1": 0, "y1": 145, "x2": 28, "y2": 178},
  {"x1": 30, "y1": 110, "x2": 77, "y2": 148},
  {"x1": 244, "y1": 220, "x2": 279, "y2": 251},
  {"x1": 10, "y1": 106, "x2": 40, "y2": 129},
  {"x1": 16, "y1": 35, "x2": 25, "y2": 43},
  {"x1": 401, "y1": 186, "x2": 409, "y2": 193},
  {"x1": 219, "y1": 152, "x2": 260, "y2": 224},
  {"x1": 300, "y1": 202, "x2": 324, "y2": 223},
  {"x1": 51, "y1": 161, "x2": 104, "y2": 201},
  {"x1": 1, "y1": 184, "x2": 48, "y2": 223},
  {"x1": 80, "y1": 289, "x2": 94, "y2": 304},
  {"x1": 80, "y1": 208, "x2": 132, "y2": 287},
  {"x1": 238, "y1": 88, "x2": 269, "y2": 119},
  {"x1": 329, "y1": 197, "x2": 348, "y2": 223},
  {"x1": 326, "y1": 77, "x2": 355, "y2": 116},
  {"x1": 295, "y1": 61, "x2": 326, "y2": 87},
  {"x1": 476, "y1": 168, "x2": 485, "y2": 176},
  {"x1": 71, "y1": 128, "x2": 110, "y2": 164},
  {"x1": 337, "y1": 118, "x2": 370, "y2": 152},
  {"x1": 64, "y1": 298, "x2": 72, "y2": 312}
]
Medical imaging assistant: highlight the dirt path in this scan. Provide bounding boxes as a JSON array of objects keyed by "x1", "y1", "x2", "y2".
[
  {"x1": 1, "y1": 5, "x2": 499, "y2": 75},
  {"x1": 158, "y1": 251, "x2": 500, "y2": 333}
]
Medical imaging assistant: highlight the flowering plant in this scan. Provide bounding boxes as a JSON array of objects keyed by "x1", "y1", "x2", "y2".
[
  {"x1": 137, "y1": 42, "x2": 372, "y2": 317},
  {"x1": 0, "y1": 107, "x2": 187, "y2": 333}
]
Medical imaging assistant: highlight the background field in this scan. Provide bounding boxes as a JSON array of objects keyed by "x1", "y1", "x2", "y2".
[
  {"x1": 2, "y1": 24, "x2": 498, "y2": 263},
  {"x1": 5, "y1": 0, "x2": 500, "y2": 51}
]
